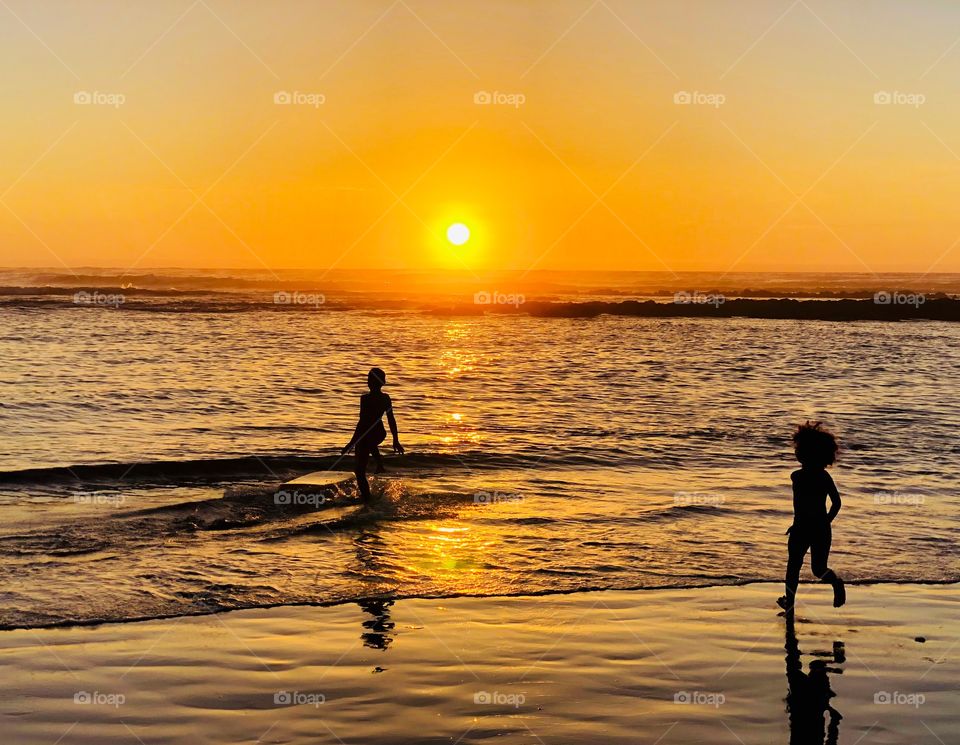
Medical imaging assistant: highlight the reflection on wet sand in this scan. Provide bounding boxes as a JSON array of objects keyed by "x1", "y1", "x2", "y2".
[
  {"x1": 358, "y1": 598, "x2": 395, "y2": 650},
  {"x1": 349, "y1": 525, "x2": 397, "y2": 654},
  {"x1": 784, "y1": 613, "x2": 844, "y2": 745}
]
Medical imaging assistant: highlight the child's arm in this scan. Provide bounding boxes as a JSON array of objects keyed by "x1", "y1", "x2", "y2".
[
  {"x1": 826, "y1": 473, "x2": 841, "y2": 522},
  {"x1": 386, "y1": 395, "x2": 404, "y2": 454}
]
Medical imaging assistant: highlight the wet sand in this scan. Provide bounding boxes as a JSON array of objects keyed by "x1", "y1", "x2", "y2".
[{"x1": 2, "y1": 583, "x2": 954, "y2": 744}]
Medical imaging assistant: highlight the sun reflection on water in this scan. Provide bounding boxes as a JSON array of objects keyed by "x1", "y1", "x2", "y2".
[
  {"x1": 402, "y1": 523, "x2": 489, "y2": 579},
  {"x1": 439, "y1": 411, "x2": 480, "y2": 446},
  {"x1": 438, "y1": 323, "x2": 477, "y2": 378}
]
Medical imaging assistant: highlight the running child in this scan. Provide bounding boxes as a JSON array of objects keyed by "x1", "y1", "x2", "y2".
[{"x1": 778, "y1": 421, "x2": 846, "y2": 613}]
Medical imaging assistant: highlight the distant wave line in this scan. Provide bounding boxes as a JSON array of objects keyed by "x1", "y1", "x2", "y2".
[{"x1": 4, "y1": 293, "x2": 960, "y2": 321}]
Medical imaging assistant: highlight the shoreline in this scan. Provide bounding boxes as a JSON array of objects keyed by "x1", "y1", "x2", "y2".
[
  {"x1": 3, "y1": 578, "x2": 958, "y2": 632},
  {"x1": 3, "y1": 582, "x2": 954, "y2": 744}
]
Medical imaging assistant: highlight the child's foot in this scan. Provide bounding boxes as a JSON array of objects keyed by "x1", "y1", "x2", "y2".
[
  {"x1": 777, "y1": 595, "x2": 794, "y2": 612},
  {"x1": 832, "y1": 578, "x2": 846, "y2": 608}
]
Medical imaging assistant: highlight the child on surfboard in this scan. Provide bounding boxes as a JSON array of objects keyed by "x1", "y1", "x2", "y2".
[
  {"x1": 777, "y1": 421, "x2": 846, "y2": 613},
  {"x1": 341, "y1": 367, "x2": 404, "y2": 499}
]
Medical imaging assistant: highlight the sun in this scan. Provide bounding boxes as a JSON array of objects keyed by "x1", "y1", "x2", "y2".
[{"x1": 446, "y1": 222, "x2": 470, "y2": 246}]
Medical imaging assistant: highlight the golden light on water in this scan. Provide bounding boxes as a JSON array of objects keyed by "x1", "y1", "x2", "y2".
[
  {"x1": 404, "y1": 524, "x2": 485, "y2": 576},
  {"x1": 436, "y1": 323, "x2": 481, "y2": 445},
  {"x1": 439, "y1": 323, "x2": 477, "y2": 377},
  {"x1": 439, "y1": 411, "x2": 479, "y2": 446}
]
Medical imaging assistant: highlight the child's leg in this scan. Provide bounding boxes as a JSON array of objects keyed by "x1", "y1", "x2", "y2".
[
  {"x1": 810, "y1": 527, "x2": 845, "y2": 607},
  {"x1": 372, "y1": 446, "x2": 385, "y2": 474},
  {"x1": 809, "y1": 530, "x2": 836, "y2": 584},
  {"x1": 782, "y1": 531, "x2": 808, "y2": 609},
  {"x1": 354, "y1": 446, "x2": 371, "y2": 499}
]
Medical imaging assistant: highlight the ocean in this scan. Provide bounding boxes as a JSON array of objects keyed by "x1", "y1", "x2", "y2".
[{"x1": 1, "y1": 269, "x2": 957, "y2": 628}]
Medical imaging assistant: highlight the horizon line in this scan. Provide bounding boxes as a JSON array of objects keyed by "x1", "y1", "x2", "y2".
[{"x1": 2, "y1": 266, "x2": 960, "y2": 277}]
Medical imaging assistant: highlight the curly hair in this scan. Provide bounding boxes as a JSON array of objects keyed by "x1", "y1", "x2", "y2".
[{"x1": 792, "y1": 421, "x2": 839, "y2": 468}]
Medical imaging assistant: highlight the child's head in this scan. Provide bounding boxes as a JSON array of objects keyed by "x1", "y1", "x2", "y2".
[
  {"x1": 367, "y1": 367, "x2": 387, "y2": 391},
  {"x1": 792, "y1": 421, "x2": 838, "y2": 469}
]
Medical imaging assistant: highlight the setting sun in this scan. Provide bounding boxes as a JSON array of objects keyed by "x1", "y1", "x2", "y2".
[{"x1": 446, "y1": 223, "x2": 470, "y2": 246}]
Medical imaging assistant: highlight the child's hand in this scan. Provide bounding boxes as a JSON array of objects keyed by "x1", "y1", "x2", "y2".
[{"x1": 393, "y1": 440, "x2": 405, "y2": 455}]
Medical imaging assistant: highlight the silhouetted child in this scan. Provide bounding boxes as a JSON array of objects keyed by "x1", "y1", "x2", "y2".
[
  {"x1": 777, "y1": 422, "x2": 846, "y2": 613},
  {"x1": 341, "y1": 367, "x2": 404, "y2": 499}
]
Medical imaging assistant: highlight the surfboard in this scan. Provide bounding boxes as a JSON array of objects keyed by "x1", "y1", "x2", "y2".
[
  {"x1": 283, "y1": 470, "x2": 355, "y2": 488},
  {"x1": 284, "y1": 470, "x2": 406, "y2": 488},
  {"x1": 273, "y1": 470, "x2": 358, "y2": 513}
]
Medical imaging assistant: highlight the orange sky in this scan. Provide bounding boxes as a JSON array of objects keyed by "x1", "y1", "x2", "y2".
[{"x1": 3, "y1": 0, "x2": 960, "y2": 273}]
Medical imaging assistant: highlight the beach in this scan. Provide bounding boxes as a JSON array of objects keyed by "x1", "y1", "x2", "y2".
[
  {"x1": 2, "y1": 582, "x2": 954, "y2": 744},
  {"x1": 7, "y1": 0, "x2": 960, "y2": 738}
]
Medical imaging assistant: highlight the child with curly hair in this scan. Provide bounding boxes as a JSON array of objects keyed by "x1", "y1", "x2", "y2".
[{"x1": 777, "y1": 421, "x2": 846, "y2": 613}]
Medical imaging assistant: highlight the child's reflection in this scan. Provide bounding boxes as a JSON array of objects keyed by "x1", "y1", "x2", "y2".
[
  {"x1": 784, "y1": 614, "x2": 844, "y2": 745},
  {"x1": 358, "y1": 598, "x2": 395, "y2": 650}
]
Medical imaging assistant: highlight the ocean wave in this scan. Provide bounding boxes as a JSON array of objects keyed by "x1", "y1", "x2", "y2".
[
  {"x1": 0, "y1": 472, "x2": 538, "y2": 558},
  {"x1": 514, "y1": 297, "x2": 960, "y2": 321},
  {"x1": 0, "y1": 477, "x2": 366, "y2": 558},
  {"x1": 0, "y1": 452, "x2": 508, "y2": 488},
  {"x1": 1, "y1": 287, "x2": 959, "y2": 320},
  {"x1": 0, "y1": 450, "x2": 680, "y2": 489}
]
